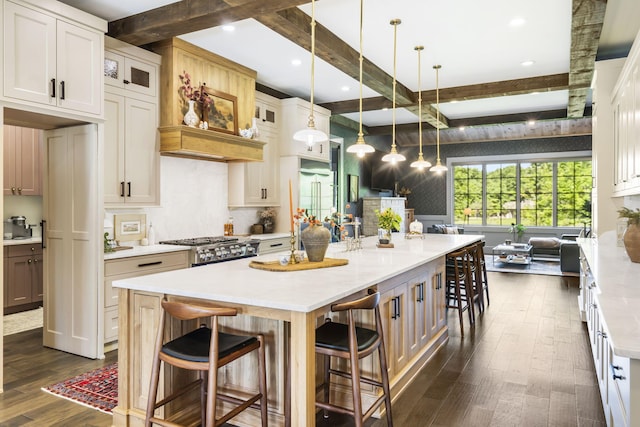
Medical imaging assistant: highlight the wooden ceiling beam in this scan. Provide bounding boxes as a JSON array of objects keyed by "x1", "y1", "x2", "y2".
[
  {"x1": 567, "y1": 0, "x2": 606, "y2": 118},
  {"x1": 257, "y1": 8, "x2": 417, "y2": 107},
  {"x1": 320, "y1": 74, "x2": 572, "y2": 114},
  {"x1": 107, "y1": 0, "x2": 309, "y2": 46}
]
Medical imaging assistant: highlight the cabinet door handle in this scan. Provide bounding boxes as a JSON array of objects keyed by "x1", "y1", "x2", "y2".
[
  {"x1": 60, "y1": 81, "x2": 65, "y2": 100},
  {"x1": 269, "y1": 243, "x2": 283, "y2": 248},
  {"x1": 28, "y1": 259, "x2": 33, "y2": 264},
  {"x1": 123, "y1": 79, "x2": 130, "y2": 85},
  {"x1": 17, "y1": 187, "x2": 22, "y2": 193},
  {"x1": 11, "y1": 187, "x2": 16, "y2": 193},
  {"x1": 395, "y1": 296, "x2": 401, "y2": 319},
  {"x1": 33, "y1": 258, "x2": 39, "y2": 263},
  {"x1": 127, "y1": 182, "x2": 132, "y2": 197},
  {"x1": 120, "y1": 182, "x2": 125, "y2": 197},
  {"x1": 138, "y1": 261, "x2": 162, "y2": 268},
  {"x1": 264, "y1": 188, "x2": 268, "y2": 199},
  {"x1": 391, "y1": 297, "x2": 397, "y2": 319},
  {"x1": 50, "y1": 78, "x2": 56, "y2": 98},
  {"x1": 610, "y1": 364, "x2": 626, "y2": 381},
  {"x1": 320, "y1": 144, "x2": 323, "y2": 154}
]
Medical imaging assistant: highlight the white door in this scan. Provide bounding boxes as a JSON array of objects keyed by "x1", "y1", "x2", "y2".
[{"x1": 43, "y1": 125, "x2": 100, "y2": 358}]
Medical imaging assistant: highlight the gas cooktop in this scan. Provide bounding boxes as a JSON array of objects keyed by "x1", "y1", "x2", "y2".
[
  {"x1": 159, "y1": 236, "x2": 260, "y2": 266},
  {"x1": 159, "y1": 236, "x2": 238, "y2": 246}
]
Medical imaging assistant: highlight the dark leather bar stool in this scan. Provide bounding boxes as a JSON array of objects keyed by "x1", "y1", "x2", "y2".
[
  {"x1": 145, "y1": 299, "x2": 268, "y2": 427},
  {"x1": 445, "y1": 248, "x2": 475, "y2": 336},
  {"x1": 315, "y1": 291, "x2": 393, "y2": 427}
]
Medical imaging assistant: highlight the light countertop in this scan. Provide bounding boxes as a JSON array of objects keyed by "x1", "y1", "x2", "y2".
[
  {"x1": 113, "y1": 233, "x2": 482, "y2": 313},
  {"x1": 104, "y1": 244, "x2": 190, "y2": 260},
  {"x1": 3, "y1": 237, "x2": 42, "y2": 246},
  {"x1": 578, "y1": 233, "x2": 640, "y2": 359}
]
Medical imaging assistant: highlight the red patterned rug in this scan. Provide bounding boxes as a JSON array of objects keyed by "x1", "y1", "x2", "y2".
[{"x1": 41, "y1": 363, "x2": 118, "y2": 414}]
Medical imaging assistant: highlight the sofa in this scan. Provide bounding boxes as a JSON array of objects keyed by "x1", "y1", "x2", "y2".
[
  {"x1": 527, "y1": 235, "x2": 579, "y2": 273},
  {"x1": 427, "y1": 224, "x2": 465, "y2": 234}
]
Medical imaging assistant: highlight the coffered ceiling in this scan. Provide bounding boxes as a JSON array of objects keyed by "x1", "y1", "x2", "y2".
[{"x1": 58, "y1": 0, "x2": 640, "y2": 145}]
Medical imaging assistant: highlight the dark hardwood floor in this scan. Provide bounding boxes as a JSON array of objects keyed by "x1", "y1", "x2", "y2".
[{"x1": 1, "y1": 272, "x2": 603, "y2": 426}]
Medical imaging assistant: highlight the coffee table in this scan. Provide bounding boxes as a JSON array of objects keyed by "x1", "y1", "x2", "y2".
[{"x1": 492, "y1": 243, "x2": 533, "y2": 266}]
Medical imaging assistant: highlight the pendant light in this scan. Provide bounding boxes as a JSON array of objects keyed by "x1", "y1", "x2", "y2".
[
  {"x1": 381, "y1": 19, "x2": 406, "y2": 164},
  {"x1": 430, "y1": 64, "x2": 448, "y2": 173},
  {"x1": 410, "y1": 45, "x2": 432, "y2": 170},
  {"x1": 346, "y1": 0, "x2": 375, "y2": 158},
  {"x1": 293, "y1": 0, "x2": 328, "y2": 147}
]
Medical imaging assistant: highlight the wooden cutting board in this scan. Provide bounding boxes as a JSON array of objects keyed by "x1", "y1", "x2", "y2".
[{"x1": 249, "y1": 257, "x2": 348, "y2": 272}]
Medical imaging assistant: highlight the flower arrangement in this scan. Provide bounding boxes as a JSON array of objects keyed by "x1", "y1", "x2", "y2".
[
  {"x1": 259, "y1": 207, "x2": 277, "y2": 222},
  {"x1": 179, "y1": 71, "x2": 213, "y2": 107},
  {"x1": 398, "y1": 186, "x2": 412, "y2": 197},
  {"x1": 294, "y1": 208, "x2": 322, "y2": 225}
]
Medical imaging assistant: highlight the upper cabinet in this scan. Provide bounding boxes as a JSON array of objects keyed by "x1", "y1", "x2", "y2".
[
  {"x1": 228, "y1": 92, "x2": 280, "y2": 207},
  {"x1": 280, "y1": 98, "x2": 331, "y2": 162},
  {"x1": 2, "y1": 0, "x2": 106, "y2": 118},
  {"x1": 150, "y1": 38, "x2": 265, "y2": 162},
  {"x1": 3, "y1": 125, "x2": 41, "y2": 196},
  {"x1": 104, "y1": 37, "x2": 161, "y2": 207},
  {"x1": 612, "y1": 29, "x2": 640, "y2": 196}
]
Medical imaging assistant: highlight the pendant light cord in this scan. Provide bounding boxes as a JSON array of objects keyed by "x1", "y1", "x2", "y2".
[
  {"x1": 308, "y1": 0, "x2": 317, "y2": 126},
  {"x1": 358, "y1": 0, "x2": 364, "y2": 139},
  {"x1": 417, "y1": 47, "x2": 423, "y2": 157},
  {"x1": 391, "y1": 19, "x2": 400, "y2": 151},
  {"x1": 435, "y1": 64, "x2": 441, "y2": 162}
]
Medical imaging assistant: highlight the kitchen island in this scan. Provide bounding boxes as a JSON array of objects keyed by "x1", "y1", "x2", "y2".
[{"x1": 112, "y1": 233, "x2": 482, "y2": 427}]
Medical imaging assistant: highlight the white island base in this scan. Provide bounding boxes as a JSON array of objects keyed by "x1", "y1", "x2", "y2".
[{"x1": 112, "y1": 234, "x2": 482, "y2": 426}]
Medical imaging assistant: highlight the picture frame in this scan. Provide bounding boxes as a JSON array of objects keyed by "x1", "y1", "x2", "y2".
[
  {"x1": 205, "y1": 89, "x2": 238, "y2": 135},
  {"x1": 114, "y1": 214, "x2": 147, "y2": 242},
  {"x1": 348, "y1": 174, "x2": 359, "y2": 202}
]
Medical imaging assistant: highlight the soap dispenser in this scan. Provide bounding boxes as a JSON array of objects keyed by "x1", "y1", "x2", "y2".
[{"x1": 148, "y1": 222, "x2": 155, "y2": 245}]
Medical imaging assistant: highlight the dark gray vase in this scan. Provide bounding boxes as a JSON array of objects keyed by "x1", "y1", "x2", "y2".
[{"x1": 301, "y1": 225, "x2": 331, "y2": 262}]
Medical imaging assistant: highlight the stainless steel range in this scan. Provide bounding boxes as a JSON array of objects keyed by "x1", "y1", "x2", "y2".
[{"x1": 159, "y1": 236, "x2": 260, "y2": 267}]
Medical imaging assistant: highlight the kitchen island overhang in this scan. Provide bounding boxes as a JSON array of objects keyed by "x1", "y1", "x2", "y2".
[{"x1": 112, "y1": 233, "x2": 483, "y2": 427}]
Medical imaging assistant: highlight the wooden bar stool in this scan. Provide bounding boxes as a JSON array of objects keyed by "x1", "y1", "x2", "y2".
[
  {"x1": 445, "y1": 248, "x2": 475, "y2": 336},
  {"x1": 315, "y1": 291, "x2": 393, "y2": 427},
  {"x1": 145, "y1": 299, "x2": 268, "y2": 427},
  {"x1": 476, "y1": 241, "x2": 490, "y2": 306},
  {"x1": 466, "y1": 243, "x2": 486, "y2": 314}
]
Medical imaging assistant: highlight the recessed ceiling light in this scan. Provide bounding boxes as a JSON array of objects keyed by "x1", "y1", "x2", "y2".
[
  {"x1": 521, "y1": 60, "x2": 535, "y2": 67},
  {"x1": 221, "y1": 25, "x2": 235, "y2": 32},
  {"x1": 527, "y1": 120, "x2": 536, "y2": 126},
  {"x1": 450, "y1": 100, "x2": 459, "y2": 104},
  {"x1": 459, "y1": 126, "x2": 466, "y2": 131},
  {"x1": 509, "y1": 17, "x2": 526, "y2": 27},
  {"x1": 341, "y1": 85, "x2": 350, "y2": 92},
  {"x1": 382, "y1": 107, "x2": 389, "y2": 111},
  {"x1": 291, "y1": 59, "x2": 302, "y2": 66},
  {"x1": 530, "y1": 91, "x2": 540, "y2": 95}
]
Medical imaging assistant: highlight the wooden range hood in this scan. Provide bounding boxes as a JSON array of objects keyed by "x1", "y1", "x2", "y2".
[
  {"x1": 159, "y1": 125, "x2": 265, "y2": 162},
  {"x1": 152, "y1": 38, "x2": 263, "y2": 162}
]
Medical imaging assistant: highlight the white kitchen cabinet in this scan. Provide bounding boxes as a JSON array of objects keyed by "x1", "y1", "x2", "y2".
[
  {"x1": 2, "y1": 0, "x2": 105, "y2": 117},
  {"x1": 3, "y1": 125, "x2": 41, "y2": 196},
  {"x1": 612, "y1": 29, "x2": 640, "y2": 196},
  {"x1": 254, "y1": 234, "x2": 290, "y2": 255},
  {"x1": 228, "y1": 91, "x2": 280, "y2": 207},
  {"x1": 103, "y1": 250, "x2": 189, "y2": 344},
  {"x1": 104, "y1": 39, "x2": 161, "y2": 207},
  {"x1": 104, "y1": 36, "x2": 158, "y2": 97},
  {"x1": 280, "y1": 97, "x2": 331, "y2": 162}
]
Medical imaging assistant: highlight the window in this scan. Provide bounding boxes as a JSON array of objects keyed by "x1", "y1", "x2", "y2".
[{"x1": 453, "y1": 158, "x2": 591, "y2": 227}]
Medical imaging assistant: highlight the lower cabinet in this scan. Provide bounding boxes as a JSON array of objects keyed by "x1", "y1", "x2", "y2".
[
  {"x1": 379, "y1": 258, "x2": 447, "y2": 377},
  {"x1": 582, "y1": 261, "x2": 640, "y2": 427},
  {"x1": 4, "y1": 243, "x2": 43, "y2": 314},
  {"x1": 103, "y1": 250, "x2": 189, "y2": 344},
  {"x1": 255, "y1": 234, "x2": 290, "y2": 255}
]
